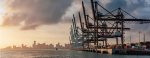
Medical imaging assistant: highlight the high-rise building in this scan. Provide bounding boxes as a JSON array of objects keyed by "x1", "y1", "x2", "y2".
[
  {"x1": 56, "y1": 43, "x2": 64, "y2": 49},
  {"x1": 49, "y1": 44, "x2": 54, "y2": 49},
  {"x1": 33, "y1": 41, "x2": 37, "y2": 48},
  {"x1": 65, "y1": 44, "x2": 71, "y2": 49}
]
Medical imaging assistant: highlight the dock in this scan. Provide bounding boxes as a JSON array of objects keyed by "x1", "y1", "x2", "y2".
[{"x1": 72, "y1": 48, "x2": 150, "y2": 55}]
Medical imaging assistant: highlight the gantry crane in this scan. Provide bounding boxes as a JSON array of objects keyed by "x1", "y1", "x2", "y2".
[{"x1": 70, "y1": 0, "x2": 150, "y2": 50}]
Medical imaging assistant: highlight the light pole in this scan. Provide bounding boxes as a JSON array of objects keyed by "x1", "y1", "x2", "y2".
[
  {"x1": 143, "y1": 33, "x2": 146, "y2": 43},
  {"x1": 139, "y1": 31, "x2": 141, "y2": 44},
  {"x1": 130, "y1": 35, "x2": 131, "y2": 44}
]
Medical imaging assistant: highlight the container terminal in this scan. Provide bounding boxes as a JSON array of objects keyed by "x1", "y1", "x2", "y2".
[{"x1": 69, "y1": 0, "x2": 150, "y2": 55}]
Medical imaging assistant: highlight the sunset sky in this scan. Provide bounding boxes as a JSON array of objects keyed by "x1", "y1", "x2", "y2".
[{"x1": 0, "y1": 0, "x2": 150, "y2": 48}]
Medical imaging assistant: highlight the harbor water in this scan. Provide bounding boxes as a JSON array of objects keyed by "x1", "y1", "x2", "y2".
[{"x1": 0, "y1": 49, "x2": 150, "y2": 58}]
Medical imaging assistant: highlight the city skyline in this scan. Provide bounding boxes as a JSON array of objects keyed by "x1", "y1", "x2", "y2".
[{"x1": 2, "y1": 41, "x2": 71, "y2": 50}]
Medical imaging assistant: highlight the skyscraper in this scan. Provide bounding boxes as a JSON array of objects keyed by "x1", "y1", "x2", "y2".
[{"x1": 33, "y1": 41, "x2": 37, "y2": 48}]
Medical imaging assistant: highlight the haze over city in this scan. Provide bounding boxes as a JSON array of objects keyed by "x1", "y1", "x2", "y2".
[
  {"x1": 0, "y1": 0, "x2": 150, "y2": 49},
  {"x1": 2, "y1": 41, "x2": 71, "y2": 50}
]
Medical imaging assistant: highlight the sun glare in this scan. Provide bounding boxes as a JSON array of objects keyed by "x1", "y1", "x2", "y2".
[
  {"x1": 0, "y1": 1, "x2": 5, "y2": 25},
  {"x1": 0, "y1": 0, "x2": 6, "y2": 48}
]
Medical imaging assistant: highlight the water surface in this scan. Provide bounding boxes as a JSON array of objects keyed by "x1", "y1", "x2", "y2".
[{"x1": 0, "y1": 49, "x2": 150, "y2": 58}]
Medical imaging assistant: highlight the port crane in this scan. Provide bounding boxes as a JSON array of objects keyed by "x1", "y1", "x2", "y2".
[{"x1": 70, "y1": 0, "x2": 150, "y2": 50}]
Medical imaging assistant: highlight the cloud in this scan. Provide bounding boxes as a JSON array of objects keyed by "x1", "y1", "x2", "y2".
[
  {"x1": 1, "y1": 0, "x2": 150, "y2": 31},
  {"x1": 106, "y1": 0, "x2": 127, "y2": 10},
  {"x1": 105, "y1": 0, "x2": 148, "y2": 14},
  {"x1": 2, "y1": 0, "x2": 73, "y2": 30}
]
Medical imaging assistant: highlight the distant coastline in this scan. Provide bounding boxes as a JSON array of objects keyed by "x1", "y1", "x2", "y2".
[
  {"x1": 1, "y1": 48, "x2": 69, "y2": 51},
  {"x1": 1, "y1": 41, "x2": 71, "y2": 50}
]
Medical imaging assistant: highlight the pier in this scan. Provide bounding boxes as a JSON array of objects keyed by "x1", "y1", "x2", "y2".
[{"x1": 69, "y1": 0, "x2": 150, "y2": 55}]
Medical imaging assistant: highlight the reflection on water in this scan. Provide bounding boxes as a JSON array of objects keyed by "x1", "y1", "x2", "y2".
[{"x1": 0, "y1": 49, "x2": 150, "y2": 58}]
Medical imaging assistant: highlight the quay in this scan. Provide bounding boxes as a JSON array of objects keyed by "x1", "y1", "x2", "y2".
[{"x1": 72, "y1": 48, "x2": 150, "y2": 55}]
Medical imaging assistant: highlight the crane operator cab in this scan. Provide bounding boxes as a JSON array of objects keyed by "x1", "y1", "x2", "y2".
[{"x1": 114, "y1": 31, "x2": 122, "y2": 37}]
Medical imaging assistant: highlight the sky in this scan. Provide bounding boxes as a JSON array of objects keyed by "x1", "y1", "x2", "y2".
[{"x1": 0, "y1": 0, "x2": 150, "y2": 48}]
